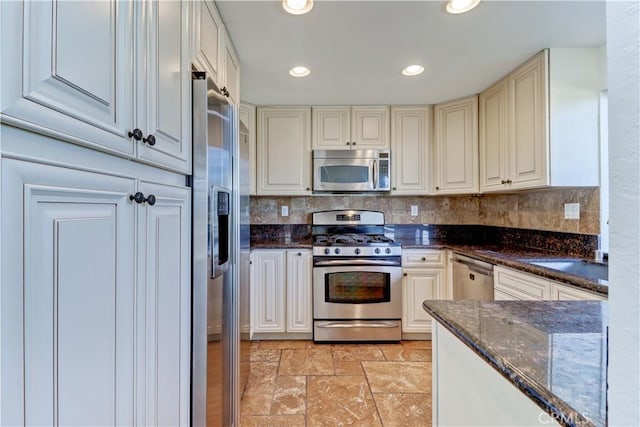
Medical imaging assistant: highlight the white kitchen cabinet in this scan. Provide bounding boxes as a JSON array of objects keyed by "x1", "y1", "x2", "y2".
[
  {"x1": 433, "y1": 95, "x2": 479, "y2": 194},
  {"x1": 481, "y1": 49, "x2": 601, "y2": 192},
  {"x1": 192, "y1": 0, "x2": 224, "y2": 88},
  {"x1": 401, "y1": 249, "x2": 447, "y2": 337},
  {"x1": 390, "y1": 106, "x2": 432, "y2": 194},
  {"x1": 494, "y1": 265, "x2": 606, "y2": 301},
  {"x1": 221, "y1": 32, "x2": 240, "y2": 105},
  {"x1": 551, "y1": 281, "x2": 606, "y2": 301},
  {"x1": 239, "y1": 102, "x2": 257, "y2": 195},
  {"x1": 312, "y1": 106, "x2": 390, "y2": 149},
  {"x1": 257, "y1": 107, "x2": 312, "y2": 195},
  {"x1": 286, "y1": 250, "x2": 313, "y2": 333},
  {"x1": 1, "y1": 0, "x2": 191, "y2": 173},
  {"x1": 0, "y1": 136, "x2": 191, "y2": 426},
  {"x1": 250, "y1": 249, "x2": 313, "y2": 337},
  {"x1": 479, "y1": 78, "x2": 509, "y2": 192}
]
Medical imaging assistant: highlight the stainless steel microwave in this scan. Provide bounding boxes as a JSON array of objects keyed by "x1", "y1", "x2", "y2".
[{"x1": 313, "y1": 149, "x2": 391, "y2": 192}]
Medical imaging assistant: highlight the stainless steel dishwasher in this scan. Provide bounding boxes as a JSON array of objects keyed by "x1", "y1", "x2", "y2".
[{"x1": 451, "y1": 253, "x2": 495, "y2": 300}]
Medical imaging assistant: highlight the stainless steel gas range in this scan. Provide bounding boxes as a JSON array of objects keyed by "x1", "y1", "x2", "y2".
[{"x1": 311, "y1": 210, "x2": 402, "y2": 342}]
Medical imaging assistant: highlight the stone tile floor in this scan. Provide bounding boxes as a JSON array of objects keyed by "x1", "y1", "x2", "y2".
[{"x1": 240, "y1": 340, "x2": 432, "y2": 426}]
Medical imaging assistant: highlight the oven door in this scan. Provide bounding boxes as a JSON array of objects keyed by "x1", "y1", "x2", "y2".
[
  {"x1": 313, "y1": 264, "x2": 402, "y2": 319},
  {"x1": 313, "y1": 158, "x2": 375, "y2": 192}
]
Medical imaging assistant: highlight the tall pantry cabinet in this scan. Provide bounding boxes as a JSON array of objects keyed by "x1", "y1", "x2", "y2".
[{"x1": 1, "y1": 1, "x2": 192, "y2": 426}]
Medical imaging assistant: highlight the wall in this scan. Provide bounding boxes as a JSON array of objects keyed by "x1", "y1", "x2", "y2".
[{"x1": 251, "y1": 187, "x2": 600, "y2": 235}]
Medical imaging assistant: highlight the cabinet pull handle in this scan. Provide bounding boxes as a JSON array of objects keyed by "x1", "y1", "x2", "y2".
[
  {"x1": 143, "y1": 134, "x2": 156, "y2": 146},
  {"x1": 506, "y1": 179, "x2": 513, "y2": 184},
  {"x1": 129, "y1": 192, "x2": 156, "y2": 206},
  {"x1": 392, "y1": 187, "x2": 396, "y2": 191},
  {"x1": 128, "y1": 128, "x2": 143, "y2": 141},
  {"x1": 221, "y1": 87, "x2": 230, "y2": 97},
  {"x1": 501, "y1": 179, "x2": 506, "y2": 184}
]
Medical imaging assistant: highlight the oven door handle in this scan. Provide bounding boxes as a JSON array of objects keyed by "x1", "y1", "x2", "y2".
[
  {"x1": 315, "y1": 321, "x2": 399, "y2": 329},
  {"x1": 314, "y1": 259, "x2": 400, "y2": 267}
]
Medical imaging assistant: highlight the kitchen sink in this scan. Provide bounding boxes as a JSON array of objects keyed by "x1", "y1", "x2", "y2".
[{"x1": 527, "y1": 260, "x2": 608, "y2": 281}]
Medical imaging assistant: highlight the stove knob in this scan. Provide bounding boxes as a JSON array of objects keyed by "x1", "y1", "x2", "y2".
[
  {"x1": 354, "y1": 248, "x2": 361, "y2": 255},
  {"x1": 334, "y1": 248, "x2": 341, "y2": 255},
  {"x1": 385, "y1": 248, "x2": 392, "y2": 254},
  {"x1": 374, "y1": 248, "x2": 381, "y2": 254},
  {"x1": 324, "y1": 248, "x2": 331, "y2": 255}
]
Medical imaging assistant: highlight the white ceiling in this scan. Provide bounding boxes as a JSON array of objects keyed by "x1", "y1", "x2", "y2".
[{"x1": 216, "y1": 0, "x2": 606, "y2": 105}]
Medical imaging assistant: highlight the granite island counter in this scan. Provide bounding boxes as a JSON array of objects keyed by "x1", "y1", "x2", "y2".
[{"x1": 422, "y1": 300, "x2": 607, "y2": 427}]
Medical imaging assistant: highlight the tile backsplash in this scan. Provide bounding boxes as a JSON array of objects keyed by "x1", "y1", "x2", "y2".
[{"x1": 250, "y1": 187, "x2": 600, "y2": 235}]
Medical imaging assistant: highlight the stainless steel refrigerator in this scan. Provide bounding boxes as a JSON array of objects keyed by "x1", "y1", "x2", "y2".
[{"x1": 191, "y1": 71, "x2": 249, "y2": 427}]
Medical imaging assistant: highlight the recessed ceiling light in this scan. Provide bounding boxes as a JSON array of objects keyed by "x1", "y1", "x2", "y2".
[
  {"x1": 283, "y1": 0, "x2": 314, "y2": 15},
  {"x1": 446, "y1": 0, "x2": 481, "y2": 14},
  {"x1": 289, "y1": 66, "x2": 311, "y2": 77},
  {"x1": 402, "y1": 65, "x2": 425, "y2": 76}
]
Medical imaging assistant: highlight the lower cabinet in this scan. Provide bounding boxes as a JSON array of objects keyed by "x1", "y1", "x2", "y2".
[
  {"x1": 494, "y1": 265, "x2": 606, "y2": 301},
  {"x1": 401, "y1": 249, "x2": 447, "y2": 337},
  {"x1": 250, "y1": 249, "x2": 313, "y2": 337},
  {"x1": 1, "y1": 136, "x2": 191, "y2": 426}
]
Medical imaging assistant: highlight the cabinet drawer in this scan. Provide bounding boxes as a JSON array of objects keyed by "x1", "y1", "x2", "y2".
[
  {"x1": 494, "y1": 266, "x2": 551, "y2": 300},
  {"x1": 402, "y1": 250, "x2": 446, "y2": 268}
]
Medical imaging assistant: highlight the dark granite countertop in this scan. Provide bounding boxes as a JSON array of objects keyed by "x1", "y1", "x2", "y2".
[
  {"x1": 250, "y1": 238, "x2": 312, "y2": 249},
  {"x1": 423, "y1": 300, "x2": 608, "y2": 427}
]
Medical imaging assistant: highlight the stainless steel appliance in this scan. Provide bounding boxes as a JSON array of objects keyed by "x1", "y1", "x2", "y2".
[
  {"x1": 451, "y1": 254, "x2": 495, "y2": 300},
  {"x1": 191, "y1": 71, "x2": 249, "y2": 427},
  {"x1": 312, "y1": 210, "x2": 402, "y2": 341},
  {"x1": 313, "y1": 149, "x2": 391, "y2": 192}
]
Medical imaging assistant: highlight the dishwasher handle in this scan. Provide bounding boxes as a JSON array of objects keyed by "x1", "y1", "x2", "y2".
[{"x1": 452, "y1": 257, "x2": 494, "y2": 277}]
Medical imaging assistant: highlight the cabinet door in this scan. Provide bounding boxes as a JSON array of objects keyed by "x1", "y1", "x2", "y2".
[
  {"x1": 433, "y1": 95, "x2": 479, "y2": 194},
  {"x1": 312, "y1": 107, "x2": 352, "y2": 149},
  {"x1": 286, "y1": 250, "x2": 313, "y2": 333},
  {"x1": 0, "y1": 0, "x2": 135, "y2": 157},
  {"x1": 1, "y1": 158, "x2": 136, "y2": 426},
  {"x1": 222, "y1": 33, "x2": 240, "y2": 105},
  {"x1": 137, "y1": 0, "x2": 191, "y2": 173},
  {"x1": 250, "y1": 250, "x2": 286, "y2": 333},
  {"x1": 257, "y1": 107, "x2": 311, "y2": 195},
  {"x1": 239, "y1": 103, "x2": 257, "y2": 196},
  {"x1": 391, "y1": 106, "x2": 431, "y2": 194},
  {"x1": 402, "y1": 269, "x2": 443, "y2": 333},
  {"x1": 193, "y1": 0, "x2": 223, "y2": 87},
  {"x1": 493, "y1": 266, "x2": 551, "y2": 300},
  {"x1": 551, "y1": 282, "x2": 606, "y2": 301},
  {"x1": 137, "y1": 181, "x2": 191, "y2": 426},
  {"x1": 479, "y1": 78, "x2": 509, "y2": 192},
  {"x1": 351, "y1": 106, "x2": 390, "y2": 149},
  {"x1": 508, "y1": 50, "x2": 549, "y2": 189}
]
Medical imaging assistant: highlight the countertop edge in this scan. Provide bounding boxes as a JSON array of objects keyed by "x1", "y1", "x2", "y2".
[{"x1": 423, "y1": 301, "x2": 597, "y2": 427}]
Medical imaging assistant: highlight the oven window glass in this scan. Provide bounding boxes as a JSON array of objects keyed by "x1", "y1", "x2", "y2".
[
  {"x1": 325, "y1": 271, "x2": 390, "y2": 304},
  {"x1": 320, "y1": 165, "x2": 369, "y2": 184}
]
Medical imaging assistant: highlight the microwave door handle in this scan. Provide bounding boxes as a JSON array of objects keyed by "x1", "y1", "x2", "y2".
[{"x1": 372, "y1": 159, "x2": 377, "y2": 189}]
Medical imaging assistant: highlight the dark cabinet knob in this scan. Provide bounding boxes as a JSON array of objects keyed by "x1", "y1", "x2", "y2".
[
  {"x1": 435, "y1": 186, "x2": 440, "y2": 190},
  {"x1": 421, "y1": 257, "x2": 426, "y2": 261},
  {"x1": 403, "y1": 272, "x2": 408, "y2": 277},
  {"x1": 352, "y1": 142, "x2": 356, "y2": 145},
  {"x1": 306, "y1": 187, "x2": 310, "y2": 191},
  {"x1": 392, "y1": 187, "x2": 397, "y2": 191},
  {"x1": 145, "y1": 194, "x2": 156, "y2": 206},
  {"x1": 128, "y1": 128, "x2": 143, "y2": 141},
  {"x1": 506, "y1": 179, "x2": 513, "y2": 184},
  {"x1": 501, "y1": 179, "x2": 506, "y2": 184},
  {"x1": 130, "y1": 192, "x2": 145, "y2": 204},
  {"x1": 346, "y1": 142, "x2": 350, "y2": 146},
  {"x1": 221, "y1": 87, "x2": 230, "y2": 97},
  {"x1": 297, "y1": 252, "x2": 302, "y2": 256},
  {"x1": 143, "y1": 134, "x2": 156, "y2": 146}
]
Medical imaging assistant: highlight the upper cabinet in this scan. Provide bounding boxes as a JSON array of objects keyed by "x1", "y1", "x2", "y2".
[
  {"x1": 480, "y1": 49, "x2": 601, "y2": 192},
  {"x1": 390, "y1": 106, "x2": 432, "y2": 195},
  {"x1": 433, "y1": 95, "x2": 479, "y2": 194},
  {"x1": 0, "y1": 0, "x2": 191, "y2": 173},
  {"x1": 256, "y1": 107, "x2": 312, "y2": 195},
  {"x1": 239, "y1": 103, "x2": 257, "y2": 196},
  {"x1": 312, "y1": 106, "x2": 390, "y2": 150},
  {"x1": 192, "y1": 0, "x2": 240, "y2": 105}
]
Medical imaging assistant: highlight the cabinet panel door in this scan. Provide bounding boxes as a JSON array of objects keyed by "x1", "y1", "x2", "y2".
[
  {"x1": 223, "y1": 34, "x2": 240, "y2": 105},
  {"x1": 286, "y1": 250, "x2": 313, "y2": 333},
  {"x1": 402, "y1": 269, "x2": 443, "y2": 333},
  {"x1": 193, "y1": 1, "x2": 223, "y2": 86},
  {"x1": 257, "y1": 107, "x2": 311, "y2": 195},
  {"x1": 391, "y1": 106, "x2": 431, "y2": 194},
  {"x1": 509, "y1": 51, "x2": 548, "y2": 188},
  {"x1": 493, "y1": 266, "x2": 551, "y2": 300},
  {"x1": 138, "y1": 0, "x2": 191, "y2": 173},
  {"x1": 312, "y1": 107, "x2": 351, "y2": 149},
  {"x1": 479, "y1": 79, "x2": 509, "y2": 192},
  {"x1": 251, "y1": 250, "x2": 286, "y2": 333},
  {"x1": 138, "y1": 181, "x2": 191, "y2": 426},
  {"x1": 1, "y1": 159, "x2": 136, "y2": 426},
  {"x1": 552, "y1": 282, "x2": 606, "y2": 301},
  {"x1": 351, "y1": 106, "x2": 390, "y2": 149},
  {"x1": 0, "y1": 0, "x2": 135, "y2": 156},
  {"x1": 433, "y1": 96, "x2": 479, "y2": 194}
]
